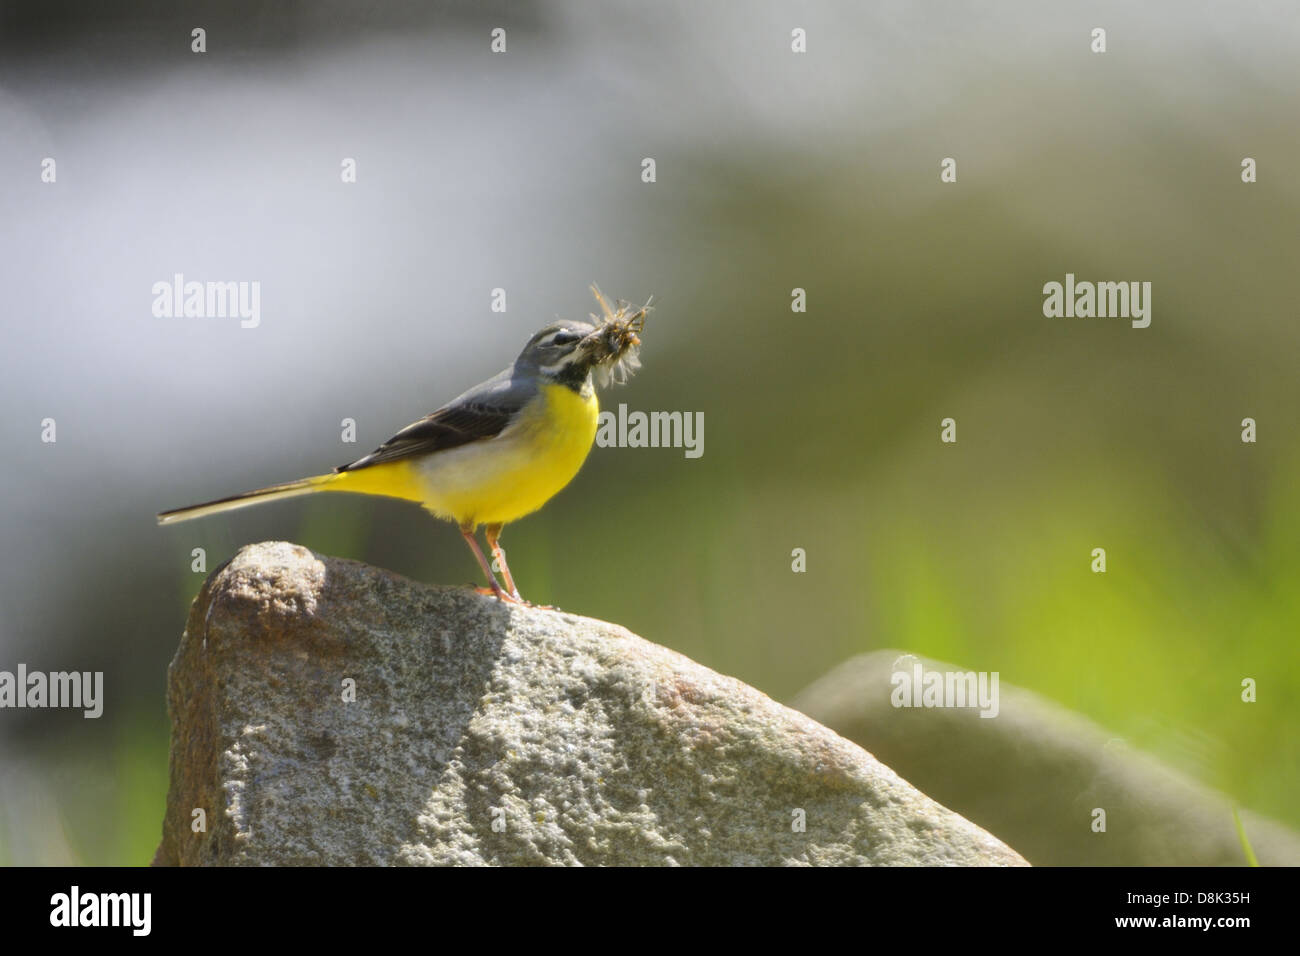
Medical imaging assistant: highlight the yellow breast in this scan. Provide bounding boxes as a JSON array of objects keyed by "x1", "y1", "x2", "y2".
[{"x1": 390, "y1": 381, "x2": 599, "y2": 528}]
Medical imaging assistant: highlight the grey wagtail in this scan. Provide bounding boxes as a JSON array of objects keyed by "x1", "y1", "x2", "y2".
[{"x1": 158, "y1": 286, "x2": 651, "y2": 605}]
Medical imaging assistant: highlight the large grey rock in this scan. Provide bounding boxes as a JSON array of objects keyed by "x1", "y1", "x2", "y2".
[
  {"x1": 793, "y1": 650, "x2": 1300, "y2": 866},
  {"x1": 155, "y1": 542, "x2": 1025, "y2": 866}
]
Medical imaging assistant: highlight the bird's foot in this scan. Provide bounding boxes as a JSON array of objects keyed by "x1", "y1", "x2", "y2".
[
  {"x1": 516, "y1": 597, "x2": 558, "y2": 610},
  {"x1": 472, "y1": 584, "x2": 524, "y2": 604},
  {"x1": 471, "y1": 586, "x2": 558, "y2": 610}
]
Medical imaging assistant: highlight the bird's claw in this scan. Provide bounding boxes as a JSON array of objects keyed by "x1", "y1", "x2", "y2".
[{"x1": 472, "y1": 584, "x2": 526, "y2": 605}]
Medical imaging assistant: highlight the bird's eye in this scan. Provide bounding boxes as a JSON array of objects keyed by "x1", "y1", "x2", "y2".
[{"x1": 551, "y1": 332, "x2": 580, "y2": 346}]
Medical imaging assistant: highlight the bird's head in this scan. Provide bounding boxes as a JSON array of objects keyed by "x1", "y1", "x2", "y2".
[{"x1": 516, "y1": 286, "x2": 651, "y2": 389}]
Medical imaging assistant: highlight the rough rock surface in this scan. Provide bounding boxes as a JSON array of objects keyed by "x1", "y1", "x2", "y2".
[
  {"x1": 793, "y1": 650, "x2": 1300, "y2": 866},
  {"x1": 155, "y1": 542, "x2": 1026, "y2": 866}
]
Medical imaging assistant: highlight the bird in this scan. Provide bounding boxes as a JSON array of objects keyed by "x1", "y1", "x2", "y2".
[{"x1": 158, "y1": 286, "x2": 650, "y2": 605}]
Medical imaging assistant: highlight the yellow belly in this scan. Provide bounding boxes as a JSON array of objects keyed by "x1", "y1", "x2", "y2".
[{"x1": 325, "y1": 383, "x2": 599, "y2": 528}]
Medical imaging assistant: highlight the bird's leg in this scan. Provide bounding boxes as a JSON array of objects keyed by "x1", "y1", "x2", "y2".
[
  {"x1": 483, "y1": 523, "x2": 523, "y2": 601},
  {"x1": 486, "y1": 524, "x2": 557, "y2": 609},
  {"x1": 460, "y1": 525, "x2": 518, "y2": 603}
]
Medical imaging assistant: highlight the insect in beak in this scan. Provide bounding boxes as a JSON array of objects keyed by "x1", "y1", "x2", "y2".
[{"x1": 585, "y1": 284, "x2": 652, "y2": 386}]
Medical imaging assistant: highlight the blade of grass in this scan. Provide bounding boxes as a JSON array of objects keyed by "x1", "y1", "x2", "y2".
[{"x1": 1231, "y1": 807, "x2": 1260, "y2": 867}]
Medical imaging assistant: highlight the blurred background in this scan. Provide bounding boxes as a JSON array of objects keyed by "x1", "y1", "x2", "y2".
[{"x1": 1, "y1": 0, "x2": 1297, "y2": 865}]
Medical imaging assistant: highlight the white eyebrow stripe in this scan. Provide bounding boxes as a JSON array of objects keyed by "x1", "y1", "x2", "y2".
[{"x1": 538, "y1": 353, "x2": 582, "y2": 375}]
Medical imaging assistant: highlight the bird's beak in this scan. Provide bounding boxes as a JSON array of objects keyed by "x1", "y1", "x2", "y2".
[
  {"x1": 579, "y1": 329, "x2": 612, "y2": 360},
  {"x1": 581, "y1": 326, "x2": 629, "y2": 363}
]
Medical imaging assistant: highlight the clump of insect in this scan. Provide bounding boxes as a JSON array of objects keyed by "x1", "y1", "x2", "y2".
[{"x1": 587, "y1": 283, "x2": 653, "y2": 386}]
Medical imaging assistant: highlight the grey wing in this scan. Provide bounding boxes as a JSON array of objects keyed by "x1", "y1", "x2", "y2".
[{"x1": 337, "y1": 367, "x2": 530, "y2": 472}]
